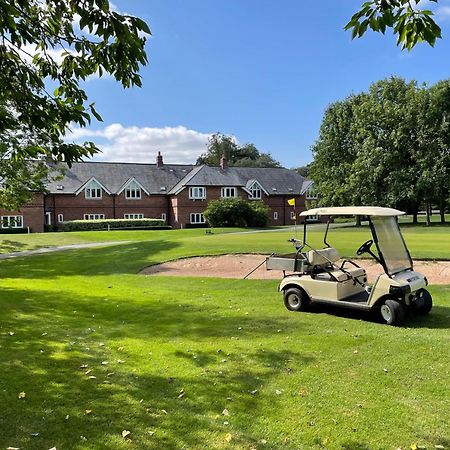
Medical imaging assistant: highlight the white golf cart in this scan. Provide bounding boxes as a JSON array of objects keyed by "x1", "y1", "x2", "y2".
[{"x1": 266, "y1": 206, "x2": 432, "y2": 325}]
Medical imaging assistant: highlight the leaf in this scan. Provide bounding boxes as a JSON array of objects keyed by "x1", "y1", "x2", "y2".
[
  {"x1": 122, "y1": 430, "x2": 131, "y2": 438},
  {"x1": 85, "y1": 410, "x2": 92, "y2": 415},
  {"x1": 222, "y1": 408, "x2": 229, "y2": 416},
  {"x1": 18, "y1": 391, "x2": 26, "y2": 399},
  {"x1": 250, "y1": 389, "x2": 258, "y2": 395},
  {"x1": 224, "y1": 433, "x2": 233, "y2": 443}
]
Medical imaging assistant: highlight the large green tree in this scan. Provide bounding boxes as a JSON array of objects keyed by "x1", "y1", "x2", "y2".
[
  {"x1": 311, "y1": 77, "x2": 450, "y2": 223},
  {"x1": 0, "y1": 0, "x2": 149, "y2": 209},
  {"x1": 347, "y1": 0, "x2": 442, "y2": 50},
  {"x1": 197, "y1": 133, "x2": 281, "y2": 168}
]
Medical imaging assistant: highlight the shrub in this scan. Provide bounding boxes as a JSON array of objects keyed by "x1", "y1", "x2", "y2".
[
  {"x1": 0, "y1": 227, "x2": 29, "y2": 234},
  {"x1": 204, "y1": 198, "x2": 269, "y2": 227},
  {"x1": 62, "y1": 218, "x2": 167, "y2": 232}
]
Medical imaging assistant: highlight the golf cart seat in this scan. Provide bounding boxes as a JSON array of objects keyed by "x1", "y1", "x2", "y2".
[{"x1": 308, "y1": 248, "x2": 366, "y2": 282}]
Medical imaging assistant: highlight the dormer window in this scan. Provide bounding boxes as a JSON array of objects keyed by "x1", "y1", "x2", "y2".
[
  {"x1": 85, "y1": 180, "x2": 102, "y2": 199},
  {"x1": 189, "y1": 187, "x2": 206, "y2": 200},
  {"x1": 306, "y1": 184, "x2": 318, "y2": 200},
  {"x1": 125, "y1": 180, "x2": 142, "y2": 199},
  {"x1": 248, "y1": 181, "x2": 262, "y2": 200}
]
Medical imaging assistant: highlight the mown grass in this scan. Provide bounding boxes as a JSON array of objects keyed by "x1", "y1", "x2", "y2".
[{"x1": 0, "y1": 230, "x2": 449, "y2": 449}]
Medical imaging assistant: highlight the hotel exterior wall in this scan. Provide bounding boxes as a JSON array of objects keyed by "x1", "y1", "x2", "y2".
[{"x1": 0, "y1": 193, "x2": 45, "y2": 233}]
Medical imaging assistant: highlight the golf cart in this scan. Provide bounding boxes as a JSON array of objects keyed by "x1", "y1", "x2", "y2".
[{"x1": 266, "y1": 206, "x2": 432, "y2": 325}]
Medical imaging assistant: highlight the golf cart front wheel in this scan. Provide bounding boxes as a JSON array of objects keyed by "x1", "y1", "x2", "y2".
[
  {"x1": 414, "y1": 288, "x2": 433, "y2": 315},
  {"x1": 380, "y1": 299, "x2": 406, "y2": 326},
  {"x1": 284, "y1": 287, "x2": 310, "y2": 312}
]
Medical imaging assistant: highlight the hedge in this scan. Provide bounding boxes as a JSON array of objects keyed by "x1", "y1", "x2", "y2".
[
  {"x1": 62, "y1": 218, "x2": 167, "y2": 232},
  {"x1": 0, "y1": 227, "x2": 29, "y2": 234}
]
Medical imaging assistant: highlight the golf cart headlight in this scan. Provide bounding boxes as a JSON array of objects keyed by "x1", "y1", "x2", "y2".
[{"x1": 389, "y1": 285, "x2": 411, "y2": 296}]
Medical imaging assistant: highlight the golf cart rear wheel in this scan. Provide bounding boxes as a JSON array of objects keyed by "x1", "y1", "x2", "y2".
[
  {"x1": 380, "y1": 299, "x2": 406, "y2": 326},
  {"x1": 284, "y1": 287, "x2": 310, "y2": 312},
  {"x1": 414, "y1": 288, "x2": 433, "y2": 315}
]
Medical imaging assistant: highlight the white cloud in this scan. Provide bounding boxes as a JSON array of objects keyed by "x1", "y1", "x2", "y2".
[{"x1": 65, "y1": 124, "x2": 213, "y2": 164}]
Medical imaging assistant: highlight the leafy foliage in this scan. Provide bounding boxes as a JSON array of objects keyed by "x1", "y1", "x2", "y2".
[
  {"x1": 0, "y1": 0, "x2": 149, "y2": 209},
  {"x1": 346, "y1": 0, "x2": 442, "y2": 50},
  {"x1": 203, "y1": 198, "x2": 269, "y2": 227},
  {"x1": 310, "y1": 77, "x2": 450, "y2": 222},
  {"x1": 62, "y1": 218, "x2": 165, "y2": 231},
  {"x1": 197, "y1": 133, "x2": 281, "y2": 168}
]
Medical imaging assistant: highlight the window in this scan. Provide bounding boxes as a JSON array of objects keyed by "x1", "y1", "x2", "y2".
[
  {"x1": 85, "y1": 180, "x2": 102, "y2": 199},
  {"x1": 221, "y1": 187, "x2": 236, "y2": 198},
  {"x1": 125, "y1": 180, "x2": 142, "y2": 199},
  {"x1": 124, "y1": 214, "x2": 144, "y2": 219},
  {"x1": 161, "y1": 213, "x2": 167, "y2": 222},
  {"x1": 83, "y1": 214, "x2": 105, "y2": 220},
  {"x1": 273, "y1": 211, "x2": 278, "y2": 220},
  {"x1": 306, "y1": 215, "x2": 319, "y2": 222},
  {"x1": 45, "y1": 212, "x2": 52, "y2": 226},
  {"x1": 189, "y1": 187, "x2": 206, "y2": 200},
  {"x1": 58, "y1": 214, "x2": 64, "y2": 223},
  {"x1": 290, "y1": 211, "x2": 296, "y2": 220},
  {"x1": 190, "y1": 213, "x2": 206, "y2": 224},
  {"x1": 248, "y1": 182, "x2": 262, "y2": 200},
  {"x1": 1, "y1": 215, "x2": 23, "y2": 228},
  {"x1": 306, "y1": 184, "x2": 318, "y2": 200}
]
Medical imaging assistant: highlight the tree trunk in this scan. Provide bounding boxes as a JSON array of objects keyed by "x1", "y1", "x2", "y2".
[
  {"x1": 440, "y1": 198, "x2": 446, "y2": 224},
  {"x1": 425, "y1": 203, "x2": 431, "y2": 226},
  {"x1": 355, "y1": 215, "x2": 362, "y2": 227},
  {"x1": 412, "y1": 211, "x2": 418, "y2": 224}
]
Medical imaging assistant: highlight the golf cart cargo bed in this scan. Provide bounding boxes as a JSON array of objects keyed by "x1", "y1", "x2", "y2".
[{"x1": 266, "y1": 254, "x2": 309, "y2": 272}]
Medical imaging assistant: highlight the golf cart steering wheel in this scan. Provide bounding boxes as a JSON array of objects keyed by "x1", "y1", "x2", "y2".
[{"x1": 356, "y1": 239, "x2": 373, "y2": 256}]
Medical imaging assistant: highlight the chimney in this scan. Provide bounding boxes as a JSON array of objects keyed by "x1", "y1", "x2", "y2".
[
  {"x1": 156, "y1": 151, "x2": 164, "y2": 167},
  {"x1": 220, "y1": 154, "x2": 228, "y2": 170}
]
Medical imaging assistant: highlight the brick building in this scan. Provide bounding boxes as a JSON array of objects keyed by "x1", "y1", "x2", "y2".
[{"x1": 0, "y1": 153, "x2": 317, "y2": 233}]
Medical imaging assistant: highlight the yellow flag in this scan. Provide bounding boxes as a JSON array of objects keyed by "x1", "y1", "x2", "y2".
[{"x1": 287, "y1": 198, "x2": 296, "y2": 206}]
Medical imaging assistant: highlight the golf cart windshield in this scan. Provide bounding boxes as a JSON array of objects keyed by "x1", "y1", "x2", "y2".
[{"x1": 371, "y1": 216, "x2": 412, "y2": 275}]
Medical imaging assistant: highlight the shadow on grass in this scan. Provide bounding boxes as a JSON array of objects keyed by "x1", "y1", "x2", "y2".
[
  {"x1": 0, "y1": 285, "x2": 314, "y2": 449},
  {"x1": 0, "y1": 239, "x2": 183, "y2": 279},
  {"x1": 302, "y1": 303, "x2": 450, "y2": 330},
  {"x1": 0, "y1": 239, "x2": 29, "y2": 253}
]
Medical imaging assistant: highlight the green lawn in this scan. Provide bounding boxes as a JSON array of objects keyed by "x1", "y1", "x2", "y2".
[{"x1": 0, "y1": 229, "x2": 449, "y2": 449}]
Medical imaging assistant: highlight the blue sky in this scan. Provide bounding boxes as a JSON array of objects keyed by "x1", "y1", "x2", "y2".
[{"x1": 69, "y1": 0, "x2": 450, "y2": 168}]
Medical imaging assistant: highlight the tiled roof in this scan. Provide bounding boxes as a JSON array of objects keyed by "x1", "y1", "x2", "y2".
[
  {"x1": 46, "y1": 162, "x2": 310, "y2": 196},
  {"x1": 169, "y1": 166, "x2": 308, "y2": 196},
  {"x1": 46, "y1": 162, "x2": 194, "y2": 194}
]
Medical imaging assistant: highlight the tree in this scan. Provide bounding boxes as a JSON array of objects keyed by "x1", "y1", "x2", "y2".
[
  {"x1": 196, "y1": 133, "x2": 281, "y2": 168},
  {"x1": 311, "y1": 77, "x2": 450, "y2": 223},
  {"x1": 203, "y1": 198, "x2": 269, "y2": 228},
  {"x1": 293, "y1": 164, "x2": 311, "y2": 178},
  {"x1": 346, "y1": 0, "x2": 442, "y2": 50},
  {"x1": 0, "y1": 0, "x2": 149, "y2": 209}
]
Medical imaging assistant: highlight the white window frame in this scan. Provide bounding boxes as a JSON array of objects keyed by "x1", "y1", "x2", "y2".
[
  {"x1": 248, "y1": 182, "x2": 262, "y2": 200},
  {"x1": 125, "y1": 180, "x2": 142, "y2": 199},
  {"x1": 57, "y1": 214, "x2": 64, "y2": 223},
  {"x1": 221, "y1": 187, "x2": 237, "y2": 198},
  {"x1": 190, "y1": 213, "x2": 206, "y2": 224},
  {"x1": 161, "y1": 213, "x2": 167, "y2": 222},
  {"x1": 1, "y1": 215, "x2": 23, "y2": 228},
  {"x1": 83, "y1": 214, "x2": 105, "y2": 220},
  {"x1": 273, "y1": 211, "x2": 278, "y2": 220},
  {"x1": 306, "y1": 215, "x2": 319, "y2": 222},
  {"x1": 290, "y1": 211, "x2": 296, "y2": 220},
  {"x1": 85, "y1": 180, "x2": 103, "y2": 199},
  {"x1": 124, "y1": 213, "x2": 144, "y2": 219},
  {"x1": 306, "y1": 184, "x2": 318, "y2": 200},
  {"x1": 45, "y1": 211, "x2": 52, "y2": 226},
  {"x1": 189, "y1": 187, "x2": 206, "y2": 200}
]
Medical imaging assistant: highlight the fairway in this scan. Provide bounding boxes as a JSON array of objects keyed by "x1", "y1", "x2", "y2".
[{"x1": 0, "y1": 227, "x2": 449, "y2": 450}]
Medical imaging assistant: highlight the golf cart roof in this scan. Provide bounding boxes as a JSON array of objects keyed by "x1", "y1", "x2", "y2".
[{"x1": 299, "y1": 206, "x2": 405, "y2": 217}]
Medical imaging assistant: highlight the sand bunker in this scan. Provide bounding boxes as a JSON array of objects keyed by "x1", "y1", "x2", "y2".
[{"x1": 140, "y1": 254, "x2": 450, "y2": 284}]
